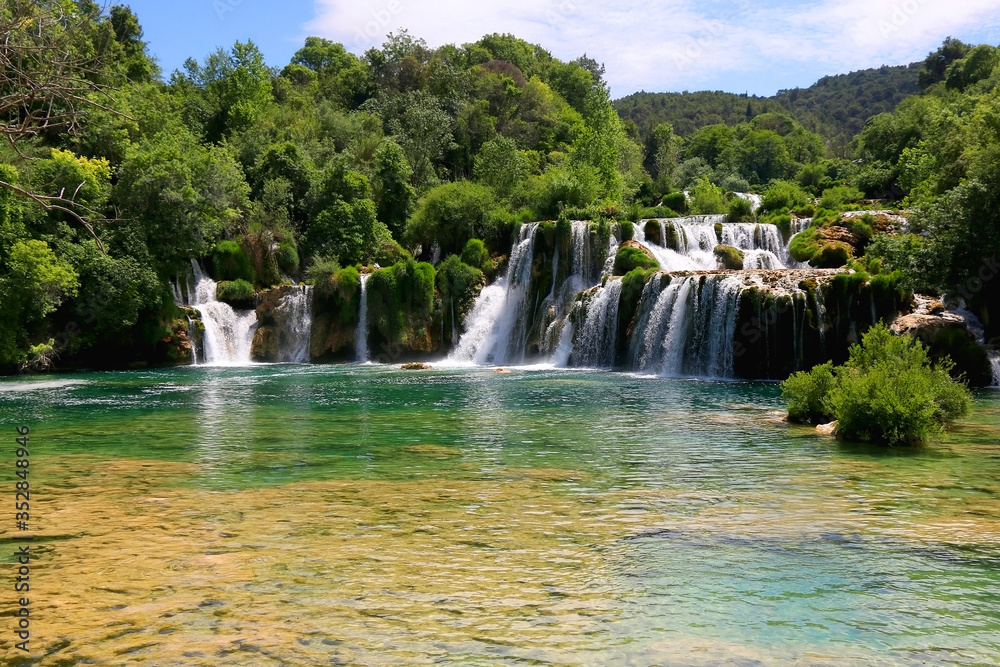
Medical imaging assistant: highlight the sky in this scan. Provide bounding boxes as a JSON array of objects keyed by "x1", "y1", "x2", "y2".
[{"x1": 126, "y1": 0, "x2": 1000, "y2": 97}]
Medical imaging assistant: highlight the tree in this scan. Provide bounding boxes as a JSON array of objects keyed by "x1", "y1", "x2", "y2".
[
  {"x1": 182, "y1": 40, "x2": 272, "y2": 139},
  {"x1": 0, "y1": 1, "x2": 127, "y2": 252},
  {"x1": 473, "y1": 137, "x2": 526, "y2": 200},
  {"x1": 405, "y1": 181, "x2": 507, "y2": 255},
  {"x1": 0, "y1": 240, "x2": 79, "y2": 366},
  {"x1": 372, "y1": 141, "x2": 416, "y2": 240},
  {"x1": 112, "y1": 128, "x2": 249, "y2": 274}
]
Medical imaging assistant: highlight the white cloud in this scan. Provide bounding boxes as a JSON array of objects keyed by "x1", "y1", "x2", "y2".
[{"x1": 304, "y1": 0, "x2": 1000, "y2": 94}]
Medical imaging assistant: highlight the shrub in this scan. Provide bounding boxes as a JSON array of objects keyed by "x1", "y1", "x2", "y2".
[
  {"x1": 782, "y1": 323, "x2": 971, "y2": 445},
  {"x1": 460, "y1": 238, "x2": 490, "y2": 271},
  {"x1": 619, "y1": 221, "x2": 635, "y2": 242},
  {"x1": 688, "y1": 177, "x2": 727, "y2": 215},
  {"x1": 436, "y1": 255, "x2": 484, "y2": 322},
  {"x1": 782, "y1": 362, "x2": 835, "y2": 424},
  {"x1": 761, "y1": 180, "x2": 810, "y2": 212},
  {"x1": 405, "y1": 181, "x2": 510, "y2": 256},
  {"x1": 305, "y1": 256, "x2": 341, "y2": 297},
  {"x1": 212, "y1": 241, "x2": 255, "y2": 283},
  {"x1": 819, "y1": 185, "x2": 864, "y2": 211},
  {"x1": 216, "y1": 279, "x2": 256, "y2": 308},
  {"x1": 275, "y1": 240, "x2": 300, "y2": 274},
  {"x1": 812, "y1": 242, "x2": 852, "y2": 268},
  {"x1": 661, "y1": 191, "x2": 687, "y2": 213},
  {"x1": 728, "y1": 196, "x2": 754, "y2": 222},
  {"x1": 613, "y1": 245, "x2": 659, "y2": 275}
]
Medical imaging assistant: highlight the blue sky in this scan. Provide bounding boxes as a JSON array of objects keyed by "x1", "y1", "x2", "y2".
[{"x1": 126, "y1": 0, "x2": 1000, "y2": 97}]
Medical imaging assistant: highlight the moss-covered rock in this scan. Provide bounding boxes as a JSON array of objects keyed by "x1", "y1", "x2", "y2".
[
  {"x1": 714, "y1": 245, "x2": 744, "y2": 270},
  {"x1": 211, "y1": 240, "x2": 255, "y2": 283},
  {"x1": 216, "y1": 279, "x2": 256, "y2": 308},
  {"x1": 613, "y1": 242, "x2": 660, "y2": 276},
  {"x1": 643, "y1": 220, "x2": 662, "y2": 246}
]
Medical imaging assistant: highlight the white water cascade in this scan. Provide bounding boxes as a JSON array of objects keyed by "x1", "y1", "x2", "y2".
[
  {"x1": 630, "y1": 274, "x2": 744, "y2": 378},
  {"x1": 631, "y1": 217, "x2": 798, "y2": 271},
  {"x1": 355, "y1": 274, "x2": 370, "y2": 363},
  {"x1": 571, "y1": 279, "x2": 623, "y2": 368},
  {"x1": 451, "y1": 223, "x2": 540, "y2": 365},
  {"x1": 190, "y1": 261, "x2": 258, "y2": 365},
  {"x1": 990, "y1": 352, "x2": 1000, "y2": 388},
  {"x1": 275, "y1": 287, "x2": 313, "y2": 364}
]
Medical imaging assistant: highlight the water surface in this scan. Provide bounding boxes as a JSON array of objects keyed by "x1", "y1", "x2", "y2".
[{"x1": 1, "y1": 366, "x2": 998, "y2": 665}]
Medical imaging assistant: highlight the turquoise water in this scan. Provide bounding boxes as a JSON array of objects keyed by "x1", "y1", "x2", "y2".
[{"x1": 1, "y1": 365, "x2": 999, "y2": 665}]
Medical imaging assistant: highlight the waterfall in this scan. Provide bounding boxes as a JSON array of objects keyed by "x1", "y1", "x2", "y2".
[
  {"x1": 571, "y1": 279, "x2": 623, "y2": 368},
  {"x1": 275, "y1": 287, "x2": 313, "y2": 364},
  {"x1": 571, "y1": 221, "x2": 592, "y2": 283},
  {"x1": 990, "y1": 352, "x2": 1000, "y2": 388},
  {"x1": 814, "y1": 285, "x2": 828, "y2": 356},
  {"x1": 632, "y1": 219, "x2": 792, "y2": 271},
  {"x1": 189, "y1": 261, "x2": 257, "y2": 366},
  {"x1": 451, "y1": 223, "x2": 539, "y2": 365},
  {"x1": 631, "y1": 275, "x2": 743, "y2": 378},
  {"x1": 355, "y1": 274, "x2": 370, "y2": 363}
]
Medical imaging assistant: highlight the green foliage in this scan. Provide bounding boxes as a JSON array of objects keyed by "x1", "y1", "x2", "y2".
[
  {"x1": 762, "y1": 180, "x2": 810, "y2": 212},
  {"x1": 436, "y1": 255, "x2": 484, "y2": 327},
  {"x1": 0, "y1": 240, "x2": 79, "y2": 365},
  {"x1": 688, "y1": 177, "x2": 727, "y2": 214},
  {"x1": 818, "y1": 185, "x2": 863, "y2": 211},
  {"x1": 474, "y1": 136, "x2": 527, "y2": 200},
  {"x1": 782, "y1": 362, "x2": 836, "y2": 424},
  {"x1": 366, "y1": 258, "x2": 436, "y2": 345},
  {"x1": 212, "y1": 241, "x2": 255, "y2": 282},
  {"x1": 405, "y1": 181, "x2": 509, "y2": 256},
  {"x1": 613, "y1": 245, "x2": 659, "y2": 275},
  {"x1": 305, "y1": 257, "x2": 342, "y2": 298},
  {"x1": 661, "y1": 192, "x2": 687, "y2": 212},
  {"x1": 275, "y1": 240, "x2": 300, "y2": 274},
  {"x1": 728, "y1": 196, "x2": 754, "y2": 222},
  {"x1": 829, "y1": 324, "x2": 971, "y2": 445},
  {"x1": 304, "y1": 166, "x2": 379, "y2": 266},
  {"x1": 783, "y1": 324, "x2": 971, "y2": 444},
  {"x1": 460, "y1": 238, "x2": 491, "y2": 271},
  {"x1": 112, "y1": 128, "x2": 249, "y2": 275},
  {"x1": 182, "y1": 40, "x2": 273, "y2": 139},
  {"x1": 216, "y1": 279, "x2": 256, "y2": 308},
  {"x1": 372, "y1": 140, "x2": 416, "y2": 239}
]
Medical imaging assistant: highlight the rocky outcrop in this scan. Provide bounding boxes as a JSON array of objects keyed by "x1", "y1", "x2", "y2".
[{"x1": 891, "y1": 296, "x2": 994, "y2": 387}]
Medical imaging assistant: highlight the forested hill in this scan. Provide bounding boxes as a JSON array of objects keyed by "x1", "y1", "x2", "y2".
[{"x1": 615, "y1": 62, "x2": 921, "y2": 151}]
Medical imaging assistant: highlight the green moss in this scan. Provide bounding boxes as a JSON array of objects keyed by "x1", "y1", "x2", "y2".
[
  {"x1": 212, "y1": 241, "x2": 255, "y2": 283},
  {"x1": 613, "y1": 245, "x2": 659, "y2": 276},
  {"x1": 619, "y1": 221, "x2": 635, "y2": 242},
  {"x1": 367, "y1": 258, "x2": 436, "y2": 346},
  {"x1": 436, "y1": 255, "x2": 484, "y2": 328},
  {"x1": 216, "y1": 279, "x2": 256, "y2": 308},
  {"x1": 813, "y1": 242, "x2": 852, "y2": 268},
  {"x1": 643, "y1": 220, "x2": 663, "y2": 246},
  {"x1": 714, "y1": 245, "x2": 745, "y2": 270}
]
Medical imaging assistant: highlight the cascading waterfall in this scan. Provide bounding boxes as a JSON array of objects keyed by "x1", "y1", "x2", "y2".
[
  {"x1": 275, "y1": 287, "x2": 313, "y2": 363},
  {"x1": 990, "y1": 352, "x2": 1000, "y2": 388},
  {"x1": 355, "y1": 274, "x2": 370, "y2": 363},
  {"x1": 734, "y1": 192, "x2": 763, "y2": 212},
  {"x1": 451, "y1": 223, "x2": 539, "y2": 365},
  {"x1": 190, "y1": 261, "x2": 258, "y2": 365},
  {"x1": 632, "y1": 217, "x2": 795, "y2": 271},
  {"x1": 571, "y1": 279, "x2": 623, "y2": 368},
  {"x1": 631, "y1": 275, "x2": 744, "y2": 378}
]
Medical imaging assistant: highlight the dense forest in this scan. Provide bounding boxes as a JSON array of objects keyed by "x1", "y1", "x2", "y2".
[
  {"x1": 0, "y1": 1, "x2": 997, "y2": 373},
  {"x1": 616, "y1": 62, "x2": 922, "y2": 154}
]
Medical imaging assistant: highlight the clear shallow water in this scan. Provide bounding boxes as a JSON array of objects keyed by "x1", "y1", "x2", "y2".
[{"x1": 0, "y1": 365, "x2": 999, "y2": 665}]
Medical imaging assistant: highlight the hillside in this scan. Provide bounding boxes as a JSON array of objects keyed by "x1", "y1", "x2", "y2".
[{"x1": 615, "y1": 62, "x2": 921, "y2": 153}]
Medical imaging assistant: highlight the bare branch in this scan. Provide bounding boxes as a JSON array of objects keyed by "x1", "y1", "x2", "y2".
[{"x1": 0, "y1": 177, "x2": 108, "y2": 254}]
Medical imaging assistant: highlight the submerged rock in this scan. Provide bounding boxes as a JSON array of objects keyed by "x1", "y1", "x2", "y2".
[
  {"x1": 401, "y1": 363, "x2": 432, "y2": 370},
  {"x1": 816, "y1": 421, "x2": 838, "y2": 435}
]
